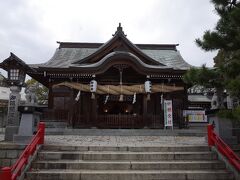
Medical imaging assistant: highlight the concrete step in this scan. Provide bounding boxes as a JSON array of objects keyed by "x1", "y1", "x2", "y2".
[
  {"x1": 32, "y1": 160, "x2": 226, "y2": 170},
  {"x1": 37, "y1": 151, "x2": 218, "y2": 161},
  {"x1": 42, "y1": 145, "x2": 211, "y2": 152},
  {"x1": 26, "y1": 169, "x2": 234, "y2": 180}
]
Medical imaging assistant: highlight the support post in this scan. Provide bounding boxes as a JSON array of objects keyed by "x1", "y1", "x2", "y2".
[
  {"x1": 1, "y1": 167, "x2": 12, "y2": 180},
  {"x1": 91, "y1": 96, "x2": 97, "y2": 127},
  {"x1": 38, "y1": 122, "x2": 45, "y2": 144},
  {"x1": 143, "y1": 95, "x2": 148, "y2": 127},
  {"x1": 208, "y1": 124, "x2": 214, "y2": 146}
]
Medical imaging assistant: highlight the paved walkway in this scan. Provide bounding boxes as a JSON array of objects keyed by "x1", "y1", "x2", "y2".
[{"x1": 45, "y1": 135, "x2": 207, "y2": 147}]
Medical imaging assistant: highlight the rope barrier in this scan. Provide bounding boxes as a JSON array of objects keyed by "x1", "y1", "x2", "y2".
[{"x1": 53, "y1": 82, "x2": 184, "y2": 95}]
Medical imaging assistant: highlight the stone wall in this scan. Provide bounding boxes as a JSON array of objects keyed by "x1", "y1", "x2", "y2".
[{"x1": 0, "y1": 143, "x2": 25, "y2": 167}]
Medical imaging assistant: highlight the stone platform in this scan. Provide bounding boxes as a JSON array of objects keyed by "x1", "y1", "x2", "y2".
[{"x1": 45, "y1": 135, "x2": 207, "y2": 147}]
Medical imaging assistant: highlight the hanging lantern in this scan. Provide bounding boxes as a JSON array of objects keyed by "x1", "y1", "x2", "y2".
[
  {"x1": 145, "y1": 80, "x2": 152, "y2": 101},
  {"x1": 144, "y1": 80, "x2": 152, "y2": 93},
  {"x1": 90, "y1": 79, "x2": 97, "y2": 99}
]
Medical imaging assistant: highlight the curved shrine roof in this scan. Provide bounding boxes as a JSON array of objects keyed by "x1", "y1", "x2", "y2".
[
  {"x1": 31, "y1": 24, "x2": 191, "y2": 71},
  {"x1": 35, "y1": 44, "x2": 191, "y2": 70}
]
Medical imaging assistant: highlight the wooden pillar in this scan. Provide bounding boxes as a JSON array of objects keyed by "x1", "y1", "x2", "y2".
[
  {"x1": 183, "y1": 85, "x2": 189, "y2": 128},
  {"x1": 82, "y1": 92, "x2": 90, "y2": 127},
  {"x1": 48, "y1": 85, "x2": 53, "y2": 109},
  {"x1": 78, "y1": 92, "x2": 82, "y2": 126},
  {"x1": 183, "y1": 85, "x2": 188, "y2": 110},
  {"x1": 142, "y1": 94, "x2": 148, "y2": 127},
  {"x1": 68, "y1": 89, "x2": 74, "y2": 127},
  {"x1": 155, "y1": 93, "x2": 161, "y2": 128},
  {"x1": 90, "y1": 95, "x2": 97, "y2": 127}
]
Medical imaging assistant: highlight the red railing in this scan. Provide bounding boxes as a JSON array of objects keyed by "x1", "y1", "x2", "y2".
[
  {"x1": 0, "y1": 122, "x2": 45, "y2": 180},
  {"x1": 208, "y1": 124, "x2": 240, "y2": 171}
]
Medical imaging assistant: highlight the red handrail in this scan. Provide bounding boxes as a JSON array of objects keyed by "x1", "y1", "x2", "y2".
[
  {"x1": 208, "y1": 124, "x2": 240, "y2": 171},
  {"x1": 0, "y1": 122, "x2": 45, "y2": 180}
]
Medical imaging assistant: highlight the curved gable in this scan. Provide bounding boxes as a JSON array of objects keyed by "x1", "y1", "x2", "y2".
[
  {"x1": 73, "y1": 24, "x2": 163, "y2": 66},
  {"x1": 71, "y1": 51, "x2": 173, "y2": 75}
]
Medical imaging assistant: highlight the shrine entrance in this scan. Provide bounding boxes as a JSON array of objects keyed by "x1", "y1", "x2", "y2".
[
  {"x1": 98, "y1": 95, "x2": 138, "y2": 115},
  {"x1": 97, "y1": 94, "x2": 144, "y2": 128}
]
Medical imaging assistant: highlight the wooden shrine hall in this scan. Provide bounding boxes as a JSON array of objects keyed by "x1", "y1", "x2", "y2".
[{"x1": 1, "y1": 24, "x2": 192, "y2": 129}]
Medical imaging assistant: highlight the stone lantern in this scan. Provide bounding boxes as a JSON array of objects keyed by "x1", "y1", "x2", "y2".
[
  {"x1": 0, "y1": 53, "x2": 26, "y2": 141},
  {"x1": 8, "y1": 68, "x2": 26, "y2": 86}
]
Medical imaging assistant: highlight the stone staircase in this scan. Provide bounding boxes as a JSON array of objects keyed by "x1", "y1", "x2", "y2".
[
  {"x1": 25, "y1": 145, "x2": 235, "y2": 180},
  {"x1": 41, "y1": 120, "x2": 68, "y2": 135},
  {"x1": 232, "y1": 144, "x2": 240, "y2": 157}
]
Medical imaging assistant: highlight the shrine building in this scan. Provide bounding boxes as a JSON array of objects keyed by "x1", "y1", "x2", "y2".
[{"x1": 0, "y1": 24, "x2": 192, "y2": 129}]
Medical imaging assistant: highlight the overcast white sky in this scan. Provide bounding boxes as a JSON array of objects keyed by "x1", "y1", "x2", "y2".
[{"x1": 0, "y1": 0, "x2": 219, "y2": 75}]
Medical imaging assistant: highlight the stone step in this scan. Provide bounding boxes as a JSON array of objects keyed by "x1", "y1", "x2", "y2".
[
  {"x1": 32, "y1": 160, "x2": 226, "y2": 170},
  {"x1": 42, "y1": 145, "x2": 210, "y2": 152},
  {"x1": 45, "y1": 128, "x2": 65, "y2": 135},
  {"x1": 231, "y1": 144, "x2": 240, "y2": 150},
  {"x1": 41, "y1": 121, "x2": 68, "y2": 128},
  {"x1": 26, "y1": 169, "x2": 234, "y2": 180},
  {"x1": 37, "y1": 151, "x2": 218, "y2": 161},
  {"x1": 188, "y1": 123, "x2": 208, "y2": 131},
  {"x1": 60, "y1": 128, "x2": 207, "y2": 136}
]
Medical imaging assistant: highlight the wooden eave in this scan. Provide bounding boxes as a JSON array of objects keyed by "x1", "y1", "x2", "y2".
[
  {"x1": 0, "y1": 53, "x2": 36, "y2": 73},
  {"x1": 0, "y1": 53, "x2": 50, "y2": 87},
  {"x1": 34, "y1": 66, "x2": 186, "y2": 76}
]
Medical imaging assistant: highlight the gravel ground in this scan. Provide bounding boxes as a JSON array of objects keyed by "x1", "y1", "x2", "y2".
[{"x1": 44, "y1": 135, "x2": 207, "y2": 147}]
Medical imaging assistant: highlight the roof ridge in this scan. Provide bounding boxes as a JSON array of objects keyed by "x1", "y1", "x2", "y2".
[{"x1": 57, "y1": 42, "x2": 178, "y2": 50}]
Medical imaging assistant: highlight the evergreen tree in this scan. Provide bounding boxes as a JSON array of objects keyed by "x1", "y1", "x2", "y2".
[
  {"x1": 196, "y1": 0, "x2": 240, "y2": 51},
  {"x1": 184, "y1": 0, "x2": 240, "y2": 108}
]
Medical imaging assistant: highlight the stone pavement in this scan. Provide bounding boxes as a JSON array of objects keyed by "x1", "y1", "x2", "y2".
[
  {"x1": 0, "y1": 132, "x2": 207, "y2": 146},
  {"x1": 45, "y1": 135, "x2": 207, "y2": 146}
]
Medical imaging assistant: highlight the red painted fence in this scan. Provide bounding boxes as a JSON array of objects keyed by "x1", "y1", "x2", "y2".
[
  {"x1": 0, "y1": 122, "x2": 45, "y2": 180},
  {"x1": 208, "y1": 124, "x2": 240, "y2": 172}
]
